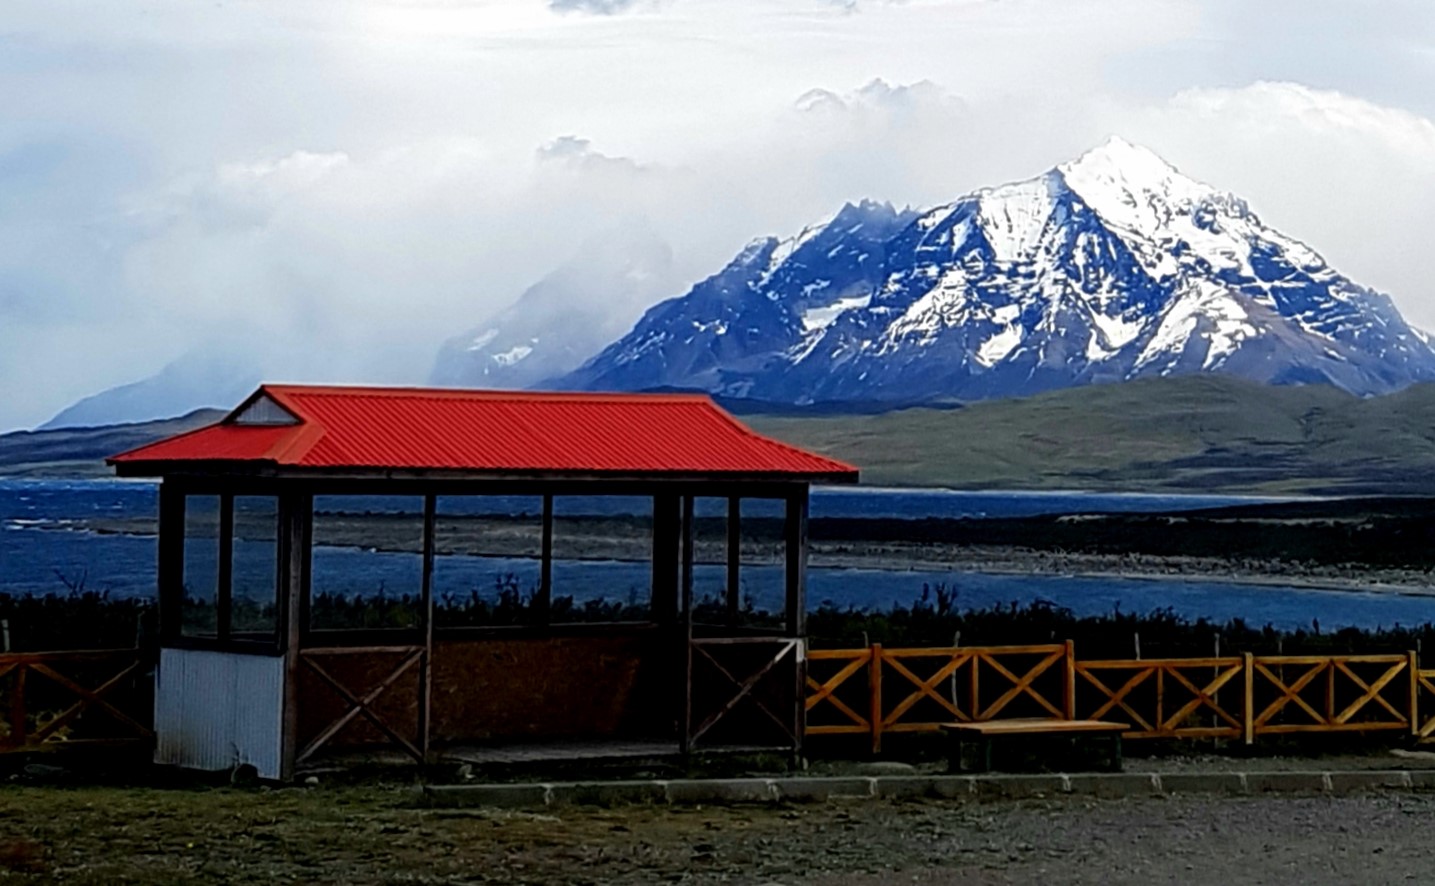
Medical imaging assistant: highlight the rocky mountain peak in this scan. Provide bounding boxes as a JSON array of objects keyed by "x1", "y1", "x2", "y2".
[{"x1": 556, "y1": 140, "x2": 1435, "y2": 407}]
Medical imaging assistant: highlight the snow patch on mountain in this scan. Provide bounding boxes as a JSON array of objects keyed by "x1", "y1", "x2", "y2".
[{"x1": 801, "y1": 294, "x2": 872, "y2": 333}]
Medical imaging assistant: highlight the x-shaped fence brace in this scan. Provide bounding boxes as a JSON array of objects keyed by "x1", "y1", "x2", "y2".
[
  {"x1": 1418, "y1": 670, "x2": 1435, "y2": 740},
  {"x1": 879, "y1": 646, "x2": 1066, "y2": 732},
  {"x1": 0, "y1": 654, "x2": 152, "y2": 748},
  {"x1": 1253, "y1": 657, "x2": 1408, "y2": 732},
  {"x1": 878, "y1": 649, "x2": 971, "y2": 729},
  {"x1": 297, "y1": 647, "x2": 425, "y2": 764},
  {"x1": 688, "y1": 639, "x2": 799, "y2": 748},
  {"x1": 971, "y1": 648, "x2": 1066, "y2": 722},
  {"x1": 1076, "y1": 659, "x2": 1243, "y2": 737},
  {"x1": 804, "y1": 649, "x2": 872, "y2": 735}
]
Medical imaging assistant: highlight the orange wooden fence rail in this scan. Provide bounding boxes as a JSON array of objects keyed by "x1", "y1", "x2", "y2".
[{"x1": 807, "y1": 644, "x2": 1426, "y2": 751}]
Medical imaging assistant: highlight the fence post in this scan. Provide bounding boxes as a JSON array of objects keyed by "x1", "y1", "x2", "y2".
[
  {"x1": 8, "y1": 665, "x2": 25, "y2": 748},
  {"x1": 1242, "y1": 651, "x2": 1254, "y2": 745},
  {"x1": 1409, "y1": 650, "x2": 1420, "y2": 738},
  {"x1": 869, "y1": 643, "x2": 883, "y2": 756},
  {"x1": 1063, "y1": 640, "x2": 1076, "y2": 720}
]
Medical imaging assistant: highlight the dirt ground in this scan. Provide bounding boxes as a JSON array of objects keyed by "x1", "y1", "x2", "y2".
[{"x1": 1, "y1": 783, "x2": 1434, "y2": 885}]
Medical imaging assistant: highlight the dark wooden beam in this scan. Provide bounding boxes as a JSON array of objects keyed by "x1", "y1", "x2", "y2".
[
  {"x1": 784, "y1": 486, "x2": 808, "y2": 639},
  {"x1": 216, "y1": 493, "x2": 234, "y2": 642},
  {"x1": 681, "y1": 495, "x2": 695, "y2": 623},
  {"x1": 726, "y1": 496, "x2": 741, "y2": 626},
  {"x1": 418, "y1": 493, "x2": 436, "y2": 762},
  {"x1": 156, "y1": 483, "x2": 185, "y2": 646},
  {"x1": 651, "y1": 495, "x2": 679, "y2": 622},
  {"x1": 680, "y1": 493, "x2": 695, "y2": 755},
  {"x1": 118, "y1": 472, "x2": 851, "y2": 498},
  {"x1": 784, "y1": 486, "x2": 809, "y2": 763},
  {"x1": 279, "y1": 492, "x2": 311, "y2": 782},
  {"x1": 537, "y1": 494, "x2": 554, "y2": 624}
]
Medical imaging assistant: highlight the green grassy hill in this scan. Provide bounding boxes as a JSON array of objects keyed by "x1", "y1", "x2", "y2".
[
  {"x1": 747, "y1": 375, "x2": 1435, "y2": 494},
  {"x1": 8, "y1": 376, "x2": 1435, "y2": 494}
]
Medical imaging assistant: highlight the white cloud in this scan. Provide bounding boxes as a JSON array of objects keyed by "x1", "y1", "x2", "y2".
[
  {"x1": 1114, "y1": 81, "x2": 1435, "y2": 327},
  {"x1": 549, "y1": 0, "x2": 654, "y2": 12},
  {"x1": 1, "y1": 0, "x2": 1433, "y2": 429}
]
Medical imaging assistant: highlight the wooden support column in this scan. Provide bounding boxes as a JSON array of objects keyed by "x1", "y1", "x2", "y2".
[
  {"x1": 279, "y1": 491, "x2": 312, "y2": 783},
  {"x1": 784, "y1": 486, "x2": 809, "y2": 762},
  {"x1": 651, "y1": 494, "x2": 680, "y2": 622},
  {"x1": 216, "y1": 493, "x2": 234, "y2": 642},
  {"x1": 537, "y1": 494, "x2": 554, "y2": 624},
  {"x1": 680, "y1": 494, "x2": 696, "y2": 754},
  {"x1": 784, "y1": 486, "x2": 809, "y2": 639},
  {"x1": 156, "y1": 482, "x2": 186, "y2": 646},
  {"x1": 418, "y1": 494, "x2": 436, "y2": 762},
  {"x1": 726, "y1": 496, "x2": 741, "y2": 626}
]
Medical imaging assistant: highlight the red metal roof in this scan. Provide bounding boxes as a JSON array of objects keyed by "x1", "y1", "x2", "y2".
[{"x1": 109, "y1": 385, "x2": 858, "y2": 482}]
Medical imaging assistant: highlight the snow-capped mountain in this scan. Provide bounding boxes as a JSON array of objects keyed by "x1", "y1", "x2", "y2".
[{"x1": 559, "y1": 138, "x2": 1435, "y2": 404}]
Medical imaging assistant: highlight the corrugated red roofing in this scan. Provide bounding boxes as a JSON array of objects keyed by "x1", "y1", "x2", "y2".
[{"x1": 108, "y1": 385, "x2": 858, "y2": 482}]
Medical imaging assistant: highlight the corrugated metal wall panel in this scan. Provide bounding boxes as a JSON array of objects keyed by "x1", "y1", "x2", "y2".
[{"x1": 154, "y1": 648, "x2": 285, "y2": 780}]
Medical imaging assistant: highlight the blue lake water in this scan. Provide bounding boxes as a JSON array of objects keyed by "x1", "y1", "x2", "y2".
[{"x1": 2, "y1": 478, "x2": 1432, "y2": 631}]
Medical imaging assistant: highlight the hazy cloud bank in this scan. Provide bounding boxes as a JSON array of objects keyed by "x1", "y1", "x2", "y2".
[{"x1": 1, "y1": 0, "x2": 1432, "y2": 429}]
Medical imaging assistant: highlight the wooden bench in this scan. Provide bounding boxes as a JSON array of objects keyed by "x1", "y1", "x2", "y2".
[{"x1": 941, "y1": 719, "x2": 1129, "y2": 773}]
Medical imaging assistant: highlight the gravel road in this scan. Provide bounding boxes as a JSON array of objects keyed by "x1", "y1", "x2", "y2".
[{"x1": 6, "y1": 784, "x2": 1435, "y2": 884}]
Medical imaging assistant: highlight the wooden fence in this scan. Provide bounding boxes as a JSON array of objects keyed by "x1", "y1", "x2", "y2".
[
  {"x1": 0, "y1": 644, "x2": 1431, "y2": 758},
  {"x1": 0, "y1": 649, "x2": 153, "y2": 753},
  {"x1": 807, "y1": 643, "x2": 1427, "y2": 752}
]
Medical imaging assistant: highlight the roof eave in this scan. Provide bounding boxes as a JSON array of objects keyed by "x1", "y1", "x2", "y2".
[{"x1": 110, "y1": 461, "x2": 859, "y2": 485}]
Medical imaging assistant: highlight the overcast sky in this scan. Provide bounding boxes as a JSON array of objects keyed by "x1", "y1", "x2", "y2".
[{"x1": 3, "y1": 0, "x2": 1434, "y2": 430}]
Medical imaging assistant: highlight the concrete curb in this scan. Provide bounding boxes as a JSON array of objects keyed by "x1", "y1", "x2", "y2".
[{"x1": 418, "y1": 769, "x2": 1435, "y2": 809}]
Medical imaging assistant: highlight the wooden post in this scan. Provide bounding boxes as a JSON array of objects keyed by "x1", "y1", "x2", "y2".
[
  {"x1": 680, "y1": 494, "x2": 695, "y2": 754},
  {"x1": 792, "y1": 638, "x2": 806, "y2": 766},
  {"x1": 9, "y1": 665, "x2": 25, "y2": 747},
  {"x1": 1213, "y1": 633, "x2": 1222, "y2": 733},
  {"x1": 216, "y1": 493, "x2": 234, "y2": 642},
  {"x1": 969, "y1": 650, "x2": 980, "y2": 721},
  {"x1": 279, "y1": 492, "x2": 311, "y2": 782},
  {"x1": 1156, "y1": 665, "x2": 1165, "y2": 731},
  {"x1": 726, "y1": 496, "x2": 741, "y2": 626},
  {"x1": 1242, "y1": 651, "x2": 1255, "y2": 746},
  {"x1": 1063, "y1": 639, "x2": 1076, "y2": 720},
  {"x1": 784, "y1": 487, "x2": 809, "y2": 639},
  {"x1": 538, "y1": 494, "x2": 554, "y2": 625},
  {"x1": 784, "y1": 487, "x2": 809, "y2": 762},
  {"x1": 1325, "y1": 659, "x2": 1336, "y2": 724},
  {"x1": 869, "y1": 643, "x2": 883, "y2": 755},
  {"x1": 156, "y1": 483, "x2": 186, "y2": 646},
  {"x1": 1411, "y1": 650, "x2": 1422, "y2": 737},
  {"x1": 418, "y1": 494, "x2": 436, "y2": 762}
]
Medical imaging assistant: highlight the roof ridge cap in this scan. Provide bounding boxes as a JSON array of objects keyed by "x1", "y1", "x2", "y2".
[{"x1": 261, "y1": 383, "x2": 715, "y2": 403}]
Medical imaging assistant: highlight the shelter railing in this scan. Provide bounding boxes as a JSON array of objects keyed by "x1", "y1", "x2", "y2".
[
  {"x1": 805, "y1": 644, "x2": 1425, "y2": 751},
  {"x1": 295, "y1": 645, "x2": 427, "y2": 765},
  {"x1": 0, "y1": 649, "x2": 153, "y2": 753}
]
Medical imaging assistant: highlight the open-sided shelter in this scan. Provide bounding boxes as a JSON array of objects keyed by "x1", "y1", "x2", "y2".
[{"x1": 110, "y1": 385, "x2": 857, "y2": 780}]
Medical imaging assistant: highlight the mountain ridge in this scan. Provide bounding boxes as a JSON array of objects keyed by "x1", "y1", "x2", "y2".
[{"x1": 559, "y1": 138, "x2": 1435, "y2": 404}]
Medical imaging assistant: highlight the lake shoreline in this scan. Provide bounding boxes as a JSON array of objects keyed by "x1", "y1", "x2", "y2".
[{"x1": 38, "y1": 517, "x2": 1435, "y2": 600}]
